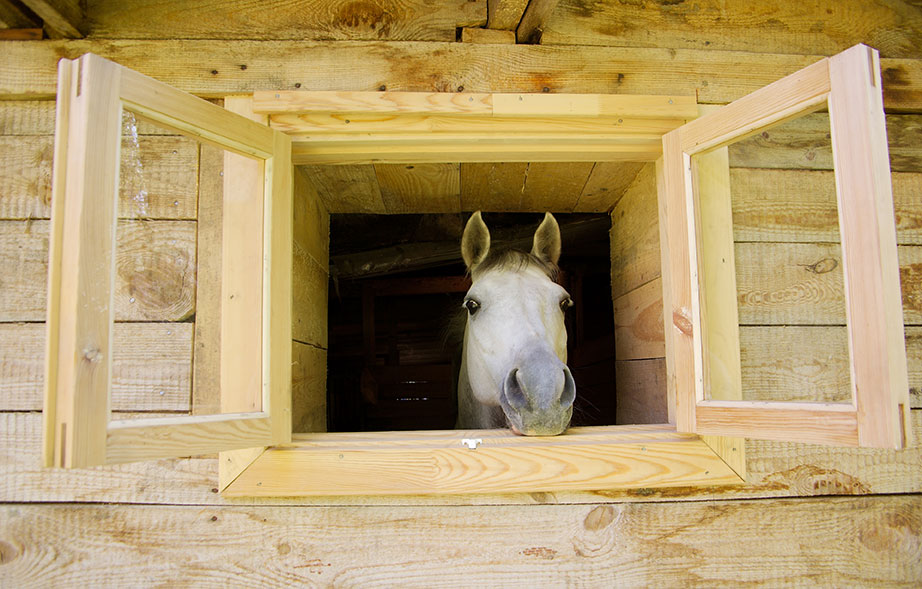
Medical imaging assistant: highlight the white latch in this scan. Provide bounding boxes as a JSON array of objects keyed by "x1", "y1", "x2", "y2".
[{"x1": 461, "y1": 438, "x2": 483, "y2": 450}]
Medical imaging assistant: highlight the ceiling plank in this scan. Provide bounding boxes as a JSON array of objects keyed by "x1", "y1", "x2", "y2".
[{"x1": 19, "y1": 0, "x2": 83, "y2": 38}]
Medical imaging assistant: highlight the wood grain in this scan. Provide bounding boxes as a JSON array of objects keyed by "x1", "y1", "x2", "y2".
[
  {"x1": 487, "y1": 0, "x2": 529, "y2": 30},
  {"x1": 520, "y1": 162, "x2": 594, "y2": 212},
  {"x1": 0, "y1": 134, "x2": 198, "y2": 220},
  {"x1": 613, "y1": 277, "x2": 664, "y2": 361},
  {"x1": 298, "y1": 164, "x2": 385, "y2": 213},
  {"x1": 576, "y1": 161, "x2": 645, "y2": 213},
  {"x1": 543, "y1": 0, "x2": 922, "y2": 59},
  {"x1": 615, "y1": 358, "x2": 668, "y2": 425},
  {"x1": 292, "y1": 342, "x2": 327, "y2": 434},
  {"x1": 86, "y1": 0, "x2": 486, "y2": 42},
  {"x1": 4, "y1": 42, "x2": 919, "y2": 111},
  {"x1": 461, "y1": 27, "x2": 515, "y2": 44},
  {"x1": 0, "y1": 496, "x2": 919, "y2": 585},
  {"x1": 1, "y1": 322, "x2": 192, "y2": 412},
  {"x1": 609, "y1": 163, "x2": 659, "y2": 299},
  {"x1": 292, "y1": 242, "x2": 328, "y2": 348},
  {"x1": 735, "y1": 243, "x2": 922, "y2": 326},
  {"x1": 460, "y1": 162, "x2": 528, "y2": 211},
  {"x1": 375, "y1": 163, "x2": 460, "y2": 213}
]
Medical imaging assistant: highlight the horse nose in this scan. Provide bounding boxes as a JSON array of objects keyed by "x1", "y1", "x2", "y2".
[{"x1": 560, "y1": 366, "x2": 576, "y2": 409}]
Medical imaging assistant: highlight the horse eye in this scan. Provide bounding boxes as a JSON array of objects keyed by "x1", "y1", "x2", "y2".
[
  {"x1": 560, "y1": 297, "x2": 574, "y2": 311},
  {"x1": 464, "y1": 298, "x2": 481, "y2": 316}
]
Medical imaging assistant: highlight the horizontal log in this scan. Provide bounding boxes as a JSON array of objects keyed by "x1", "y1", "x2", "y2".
[
  {"x1": 0, "y1": 496, "x2": 918, "y2": 585},
  {"x1": 0, "y1": 322, "x2": 192, "y2": 411},
  {"x1": 543, "y1": 0, "x2": 922, "y2": 60},
  {"x1": 2, "y1": 41, "x2": 920, "y2": 111},
  {"x1": 0, "y1": 220, "x2": 197, "y2": 321},
  {"x1": 86, "y1": 0, "x2": 487, "y2": 42}
]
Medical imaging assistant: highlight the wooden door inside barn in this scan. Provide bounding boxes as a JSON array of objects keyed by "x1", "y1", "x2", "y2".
[{"x1": 325, "y1": 212, "x2": 617, "y2": 432}]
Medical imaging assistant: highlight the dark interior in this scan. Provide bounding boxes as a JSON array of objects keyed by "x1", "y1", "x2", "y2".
[{"x1": 326, "y1": 212, "x2": 616, "y2": 432}]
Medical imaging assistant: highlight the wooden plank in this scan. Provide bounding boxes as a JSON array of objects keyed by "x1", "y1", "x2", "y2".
[
  {"x1": 487, "y1": 0, "x2": 529, "y2": 30},
  {"x1": 520, "y1": 162, "x2": 593, "y2": 212},
  {"x1": 292, "y1": 243, "x2": 328, "y2": 348},
  {"x1": 460, "y1": 162, "x2": 528, "y2": 211},
  {"x1": 0, "y1": 134, "x2": 198, "y2": 221},
  {"x1": 0, "y1": 28, "x2": 43, "y2": 40},
  {"x1": 516, "y1": 0, "x2": 560, "y2": 44},
  {"x1": 191, "y1": 145, "x2": 224, "y2": 416},
  {"x1": 542, "y1": 0, "x2": 922, "y2": 59},
  {"x1": 87, "y1": 0, "x2": 486, "y2": 42},
  {"x1": 227, "y1": 427, "x2": 740, "y2": 496},
  {"x1": 615, "y1": 358, "x2": 668, "y2": 425},
  {"x1": 576, "y1": 161, "x2": 645, "y2": 213},
  {"x1": 293, "y1": 165, "x2": 330, "y2": 271},
  {"x1": 375, "y1": 163, "x2": 461, "y2": 213},
  {"x1": 1, "y1": 496, "x2": 921, "y2": 585},
  {"x1": 298, "y1": 164, "x2": 385, "y2": 213},
  {"x1": 4, "y1": 42, "x2": 920, "y2": 111},
  {"x1": 461, "y1": 27, "x2": 515, "y2": 44},
  {"x1": 696, "y1": 401, "x2": 859, "y2": 446},
  {"x1": 729, "y1": 169, "x2": 922, "y2": 245},
  {"x1": 2, "y1": 322, "x2": 192, "y2": 412},
  {"x1": 829, "y1": 45, "x2": 910, "y2": 448},
  {"x1": 609, "y1": 162, "x2": 659, "y2": 298},
  {"x1": 2, "y1": 411, "x2": 922, "y2": 504},
  {"x1": 20, "y1": 0, "x2": 83, "y2": 38},
  {"x1": 728, "y1": 113, "x2": 922, "y2": 173},
  {"x1": 0, "y1": 100, "x2": 55, "y2": 135},
  {"x1": 292, "y1": 342, "x2": 327, "y2": 433},
  {"x1": 735, "y1": 243, "x2": 922, "y2": 326},
  {"x1": 0, "y1": 0, "x2": 39, "y2": 28},
  {"x1": 613, "y1": 278, "x2": 664, "y2": 361}
]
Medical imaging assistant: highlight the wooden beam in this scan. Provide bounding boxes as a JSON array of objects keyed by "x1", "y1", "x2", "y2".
[
  {"x1": 516, "y1": 0, "x2": 560, "y2": 44},
  {"x1": 460, "y1": 27, "x2": 515, "y2": 44},
  {"x1": 19, "y1": 0, "x2": 83, "y2": 38},
  {"x1": 487, "y1": 0, "x2": 529, "y2": 30},
  {"x1": 3, "y1": 42, "x2": 919, "y2": 112},
  {"x1": 0, "y1": 0, "x2": 38, "y2": 28},
  {"x1": 0, "y1": 28, "x2": 42, "y2": 40}
]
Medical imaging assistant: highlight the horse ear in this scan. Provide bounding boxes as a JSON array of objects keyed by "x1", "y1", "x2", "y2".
[
  {"x1": 531, "y1": 212, "x2": 561, "y2": 265},
  {"x1": 462, "y1": 211, "x2": 491, "y2": 270}
]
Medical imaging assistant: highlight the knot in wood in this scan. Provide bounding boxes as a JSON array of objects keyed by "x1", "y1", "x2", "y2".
[
  {"x1": 672, "y1": 308, "x2": 693, "y2": 336},
  {"x1": 82, "y1": 346, "x2": 103, "y2": 363}
]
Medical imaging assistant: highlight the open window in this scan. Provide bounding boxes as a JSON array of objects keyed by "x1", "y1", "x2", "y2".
[
  {"x1": 43, "y1": 45, "x2": 909, "y2": 496},
  {"x1": 43, "y1": 54, "x2": 292, "y2": 467},
  {"x1": 660, "y1": 44, "x2": 911, "y2": 449}
]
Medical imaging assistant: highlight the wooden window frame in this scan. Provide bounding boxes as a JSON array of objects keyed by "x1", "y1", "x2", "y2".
[
  {"x1": 45, "y1": 44, "x2": 906, "y2": 496},
  {"x1": 43, "y1": 53, "x2": 292, "y2": 468},
  {"x1": 660, "y1": 43, "x2": 911, "y2": 449}
]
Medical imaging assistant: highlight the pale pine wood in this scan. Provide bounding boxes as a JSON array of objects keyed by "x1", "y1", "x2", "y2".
[
  {"x1": 292, "y1": 342, "x2": 327, "y2": 433},
  {"x1": 459, "y1": 162, "x2": 529, "y2": 211},
  {"x1": 46, "y1": 55, "x2": 122, "y2": 468},
  {"x1": 543, "y1": 0, "x2": 922, "y2": 59},
  {"x1": 374, "y1": 163, "x2": 461, "y2": 213},
  {"x1": 191, "y1": 145, "x2": 224, "y2": 415},
  {"x1": 615, "y1": 358, "x2": 668, "y2": 425},
  {"x1": 107, "y1": 414, "x2": 273, "y2": 464},
  {"x1": 461, "y1": 27, "x2": 515, "y2": 44},
  {"x1": 20, "y1": 0, "x2": 83, "y2": 38},
  {"x1": 520, "y1": 162, "x2": 594, "y2": 211},
  {"x1": 515, "y1": 0, "x2": 560, "y2": 44},
  {"x1": 487, "y1": 0, "x2": 529, "y2": 29},
  {"x1": 87, "y1": 0, "x2": 485, "y2": 42},
  {"x1": 4, "y1": 42, "x2": 920, "y2": 111},
  {"x1": 696, "y1": 401, "x2": 859, "y2": 446},
  {"x1": 613, "y1": 277, "x2": 664, "y2": 361},
  {"x1": 257, "y1": 90, "x2": 494, "y2": 115},
  {"x1": 609, "y1": 163, "x2": 659, "y2": 298},
  {"x1": 292, "y1": 166, "x2": 330, "y2": 271},
  {"x1": 575, "y1": 161, "x2": 645, "y2": 213},
  {"x1": 3, "y1": 323, "x2": 193, "y2": 412},
  {"x1": 225, "y1": 426, "x2": 741, "y2": 496},
  {"x1": 655, "y1": 157, "x2": 676, "y2": 426},
  {"x1": 297, "y1": 164, "x2": 386, "y2": 213},
  {"x1": 829, "y1": 45, "x2": 911, "y2": 448}
]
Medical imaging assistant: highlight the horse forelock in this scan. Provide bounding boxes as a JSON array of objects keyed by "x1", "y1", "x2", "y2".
[{"x1": 471, "y1": 249, "x2": 560, "y2": 283}]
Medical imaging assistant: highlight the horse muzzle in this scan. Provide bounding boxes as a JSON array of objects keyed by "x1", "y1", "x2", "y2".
[{"x1": 499, "y1": 360, "x2": 576, "y2": 436}]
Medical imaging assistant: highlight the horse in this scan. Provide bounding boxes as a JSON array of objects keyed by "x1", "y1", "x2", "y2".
[{"x1": 456, "y1": 211, "x2": 576, "y2": 435}]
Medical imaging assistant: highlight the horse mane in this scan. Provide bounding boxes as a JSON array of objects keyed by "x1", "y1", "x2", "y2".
[{"x1": 471, "y1": 248, "x2": 560, "y2": 282}]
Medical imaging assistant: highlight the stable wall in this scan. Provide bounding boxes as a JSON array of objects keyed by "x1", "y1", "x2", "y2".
[{"x1": 1, "y1": 1, "x2": 921, "y2": 583}]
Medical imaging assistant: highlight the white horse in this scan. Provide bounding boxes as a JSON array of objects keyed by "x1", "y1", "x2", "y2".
[{"x1": 456, "y1": 212, "x2": 576, "y2": 435}]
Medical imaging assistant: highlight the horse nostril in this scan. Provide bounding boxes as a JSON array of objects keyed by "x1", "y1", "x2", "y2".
[
  {"x1": 502, "y1": 369, "x2": 529, "y2": 411},
  {"x1": 559, "y1": 367, "x2": 576, "y2": 408}
]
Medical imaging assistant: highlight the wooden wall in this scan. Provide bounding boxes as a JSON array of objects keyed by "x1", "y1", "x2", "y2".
[{"x1": 1, "y1": 0, "x2": 921, "y2": 584}]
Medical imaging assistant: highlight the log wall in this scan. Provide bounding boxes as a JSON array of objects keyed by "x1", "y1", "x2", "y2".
[{"x1": 1, "y1": 1, "x2": 920, "y2": 584}]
